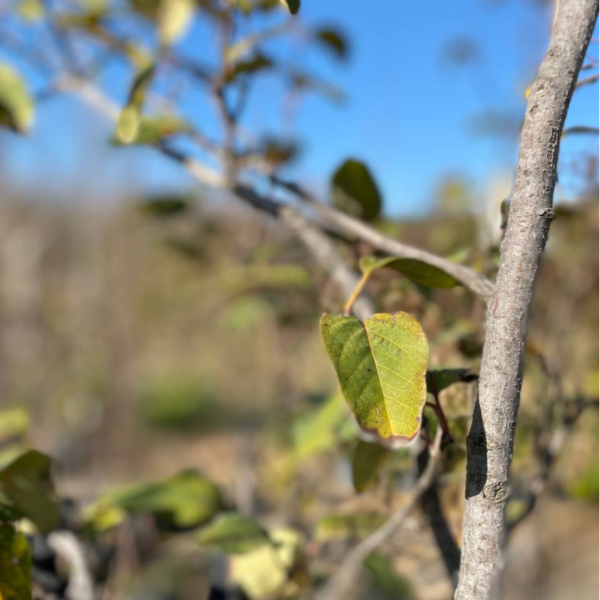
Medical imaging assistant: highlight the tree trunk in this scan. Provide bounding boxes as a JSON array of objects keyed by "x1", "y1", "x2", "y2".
[{"x1": 454, "y1": 1, "x2": 599, "y2": 599}]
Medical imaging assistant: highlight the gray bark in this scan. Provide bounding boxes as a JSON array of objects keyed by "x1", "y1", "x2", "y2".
[{"x1": 454, "y1": 1, "x2": 598, "y2": 599}]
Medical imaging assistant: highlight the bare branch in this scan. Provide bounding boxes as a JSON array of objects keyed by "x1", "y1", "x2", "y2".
[
  {"x1": 314, "y1": 427, "x2": 443, "y2": 600},
  {"x1": 272, "y1": 177, "x2": 496, "y2": 301},
  {"x1": 455, "y1": 1, "x2": 598, "y2": 599},
  {"x1": 575, "y1": 72, "x2": 599, "y2": 88}
]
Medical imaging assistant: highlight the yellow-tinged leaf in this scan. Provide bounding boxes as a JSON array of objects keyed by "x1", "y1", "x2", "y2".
[
  {"x1": 158, "y1": 0, "x2": 195, "y2": 46},
  {"x1": 231, "y1": 528, "x2": 303, "y2": 599},
  {"x1": 0, "y1": 63, "x2": 34, "y2": 134},
  {"x1": 321, "y1": 312, "x2": 429, "y2": 446}
]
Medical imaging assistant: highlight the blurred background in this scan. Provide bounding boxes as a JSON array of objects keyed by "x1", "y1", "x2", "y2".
[{"x1": 0, "y1": 0, "x2": 598, "y2": 599}]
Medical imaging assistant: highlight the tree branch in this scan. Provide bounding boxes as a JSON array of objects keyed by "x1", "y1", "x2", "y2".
[
  {"x1": 271, "y1": 177, "x2": 496, "y2": 301},
  {"x1": 454, "y1": 2, "x2": 598, "y2": 599},
  {"x1": 314, "y1": 427, "x2": 443, "y2": 600}
]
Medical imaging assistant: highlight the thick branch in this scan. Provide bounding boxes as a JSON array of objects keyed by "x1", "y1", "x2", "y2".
[{"x1": 454, "y1": 2, "x2": 598, "y2": 599}]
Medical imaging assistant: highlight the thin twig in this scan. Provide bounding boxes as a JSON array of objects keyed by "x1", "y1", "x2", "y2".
[
  {"x1": 575, "y1": 72, "x2": 599, "y2": 88},
  {"x1": 314, "y1": 428, "x2": 443, "y2": 600}
]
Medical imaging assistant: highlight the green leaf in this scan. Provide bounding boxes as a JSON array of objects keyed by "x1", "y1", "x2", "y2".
[
  {"x1": 351, "y1": 439, "x2": 391, "y2": 493},
  {"x1": 114, "y1": 115, "x2": 192, "y2": 146},
  {"x1": 225, "y1": 54, "x2": 273, "y2": 84},
  {"x1": 0, "y1": 409, "x2": 29, "y2": 442},
  {"x1": 359, "y1": 256, "x2": 460, "y2": 289},
  {"x1": 0, "y1": 449, "x2": 59, "y2": 532},
  {"x1": 17, "y1": 0, "x2": 44, "y2": 21},
  {"x1": 281, "y1": 0, "x2": 300, "y2": 14},
  {"x1": 141, "y1": 195, "x2": 189, "y2": 217},
  {"x1": 0, "y1": 524, "x2": 31, "y2": 600},
  {"x1": 331, "y1": 159, "x2": 382, "y2": 221},
  {"x1": 116, "y1": 63, "x2": 156, "y2": 143},
  {"x1": 195, "y1": 513, "x2": 270, "y2": 554},
  {"x1": 291, "y1": 395, "x2": 350, "y2": 460},
  {"x1": 426, "y1": 369, "x2": 477, "y2": 394},
  {"x1": 364, "y1": 552, "x2": 414, "y2": 600},
  {"x1": 158, "y1": 0, "x2": 195, "y2": 46},
  {"x1": 86, "y1": 470, "x2": 223, "y2": 530},
  {"x1": 320, "y1": 312, "x2": 429, "y2": 445},
  {"x1": 313, "y1": 28, "x2": 348, "y2": 60},
  {"x1": 315, "y1": 513, "x2": 386, "y2": 541},
  {"x1": 0, "y1": 63, "x2": 34, "y2": 134}
]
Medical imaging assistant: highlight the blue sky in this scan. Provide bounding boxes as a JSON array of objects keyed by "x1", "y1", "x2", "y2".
[{"x1": 0, "y1": 0, "x2": 598, "y2": 216}]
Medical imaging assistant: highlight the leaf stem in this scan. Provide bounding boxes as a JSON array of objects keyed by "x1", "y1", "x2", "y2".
[{"x1": 343, "y1": 271, "x2": 371, "y2": 315}]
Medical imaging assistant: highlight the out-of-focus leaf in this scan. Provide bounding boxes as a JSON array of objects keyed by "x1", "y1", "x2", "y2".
[
  {"x1": 158, "y1": 0, "x2": 195, "y2": 46},
  {"x1": 315, "y1": 513, "x2": 386, "y2": 542},
  {"x1": 351, "y1": 439, "x2": 391, "y2": 493},
  {"x1": 0, "y1": 449, "x2": 59, "y2": 533},
  {"x1": 289, "y1": 71, "x2": 345, "y2": 103},
  {"x1": 0, "y1": 409, "x2": 29, "y2": 442},
  {"x1": 331, "y1": 159, "x2": 381, "y2": 221},
  {"x1": 225, "y1": 54, "x2": 273, "y2": 83},
  {"x1": 256, "y1": 136, "x2": 300, "y2": 167},
  {"x1": 114, "y1": 115, "x2": 192, "y2": 146},
  {"x1": 426, "y1": 369, "x2": 477, "y2": 394},
  {"x1": 359, "y1": 256, "x2": 460, "y2": 289},
  {"x1": 281, "y1": 0, "x2": 300, "y2": 14},
  {"x1": 130, "y1": 0, "x2": 162, "y2": 18},
  {"x1": 0, "y1": 524, "x2": 31, "y2": 600},
  {"x1": 140, "y1": 195, "x2": 189, "y2": 217},
  {"x1": 321, "y1": 312, "x2": 429, "y2": 446},
  {"x1": 85, "y1": 470, "x2": 223, "y2": 531},
  {"x1": 313, "y1": 28, "x2": 348, "y2": 60},
  {"x1": 116, "y1": 63, "x2": 156, "y2": 143},
  {"x1": 195, "y1": 513, "x2": 270, "y2": 554},
  {"x1": 364, "y1": 552, "x2": 414, "y2": 599},
  {"x1": 0, "y1": 63, "x2": 34, "y2": 134},
  {"x1": 231, "y1": 528, "x2": 303, "y2": 599},
  {"x1": 17, "y1": 0, "x2": 44, "y2": 21},
  {"x1": 291, "y1": 395, "x2": 349, "y2": 460}
]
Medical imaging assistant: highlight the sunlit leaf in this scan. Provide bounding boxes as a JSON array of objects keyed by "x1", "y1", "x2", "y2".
[
  {"x1": 313, "y1": 28, "x2": 348, "y2": 60},
  {"x1": 0, "y1": 524, "x2": 31, "y2": 600},
  {"x1": 331, "y1": 159, "x2": 382, "y2": 221},
  {"x1": 158, "y1": 0, "x2": 195, "y2": 46},
  {"x1": 351, "y1": 439, "x2": 391, "y2": 493},
  {"x1": 364, "y1": 552, "x2": 414, "y2": 599},
  {"x1": 17, "y1": 0, "x2": 44, "y2": 21},
  {"x1": 231, "y1": 528, "x2": 303, "y2": 599},
  {"x1": 0, "y1": 409, "x2": 29, "y2": 442},
  {"x1": 321, "y1": 312, "x2": 429, "y2": 446},
  {"x1": 280, "y1": 0, "x2": 300, "y2": 14},
  {"x1": 195, "y1": 513, "x2": 270, "y2": 554},
  {"x1": 359, "y1": 256, "x2": 460, "y2": 289},
  {"x1": 0, "y1": 449, "x2": 59, "y2": 533},
  {"x1": 426, "y1": 369, "x2": 477, "y2": 394},
  {"x1": 114, "y1": 115, "x2": 192, "y2": 146},
  {"x1": 116, "y1": 63, "x2": 156, "y2": 143},
  {"x1": 85, "y1": 470, "x2": 223, "y2": 530},
  {"x1": 0, "y1": 63, "x2": 34, "y2": 134},
  {"x1": 315, "y1": 513, "x2": 386, "y2": 541}
]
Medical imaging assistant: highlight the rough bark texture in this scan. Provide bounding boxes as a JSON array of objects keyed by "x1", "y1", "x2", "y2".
[{"x1": 454, "y1": 1, "x2": 598, "y2": 599}]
